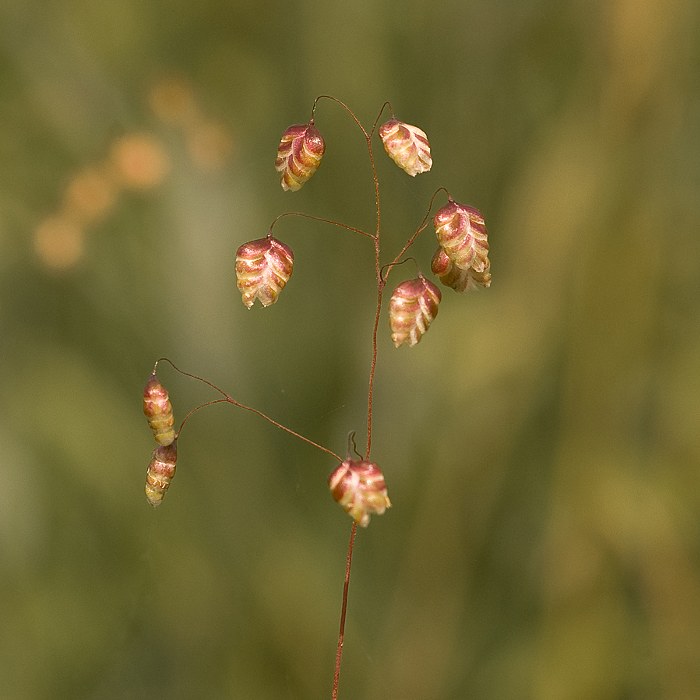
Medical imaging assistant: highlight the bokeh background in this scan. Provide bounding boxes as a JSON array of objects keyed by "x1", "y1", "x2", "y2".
[{"x1": 2, "y1": 0, "x2": 699, "y2": 698}]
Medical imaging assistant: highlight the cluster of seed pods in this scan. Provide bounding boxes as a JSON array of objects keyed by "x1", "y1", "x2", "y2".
[
  {"x1": 143, "y1": 103, "x2": 490, "y2": 526},
  {"x1": 142, "y1": 372, "x2": 177, "y2": 507}
]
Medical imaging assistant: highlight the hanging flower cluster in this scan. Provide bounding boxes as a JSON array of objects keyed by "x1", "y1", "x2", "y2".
[
  {"x1": 235, "y1": 235, "x2": 295, "y2": 308},
  {"x1": 274, "y1": 122, "x2": 326, "y2": 192},
  {"x1": 142, "y1": 371, "x2": 178, "y2": 507},
  {"x1": 378, "y1": 118, "x2": 432, "y2": 176},
  {"x1": 433, "y1": 199, "x2": 490, "y2": 290},
  {"x1": 389, "y1": 275, "x2": 442, "y2": 348},
  {"x1": 328, "y1": 459, "x2": 391, "y2": 527}
]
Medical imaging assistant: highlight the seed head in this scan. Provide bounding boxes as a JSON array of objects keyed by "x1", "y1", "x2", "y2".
[
  {"x1": 431, "y1": 246, "x2": 491, "y2": 292},
  {"x1": 235, "y1": 235, "x2": 294, "y2": 308},
  {"x1": 434, "y1": 200, "x2": 489, "y2": 276},
  {"x1": 328, "y1": 459, "x2": 391, "y2": 527},
  {"x1": 143, "y1": 373, "x2": 175, "y2": 446},
  {"x1": 389, "y1": 276, "x2": 442, "y2": 348},
  {"x1": 379, "y1": 118, "x2": 432, "y2": 176},
  {"x1": 274, "y1": 122, "x2": 325, "y2": 191},
  {"x1": 145, "y1": 441, "x2": 178, "y2": 507}
]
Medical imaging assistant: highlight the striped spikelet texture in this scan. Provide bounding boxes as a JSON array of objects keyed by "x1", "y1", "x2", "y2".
[
  {"x1": 328, "y1": 459, "x2": 391, "y2": 527},
  {"x1": 145, "y1": 441, "x2": 178, "y2": 507},
  {"x1": 143, "y1": 373, "x2": 175, "y2": 446},
  {"x1": 389, "y1": 276, "x2": 442, "y2": 348},
  {"x1": 434, "y1": 200, "x2": 490, "y2": 280},
  {"x1": 235, "y1": 235, "x2": 295, "y2": 308},
  {"x1": 274, "y1": 122, "x2": 325, "y2": 191},
  {"x1": 378, "y1": 118, "x2": 432, "y2": 176},
  {"x1": 431, "y1": 246, "x2": 491, "y2": 292}
]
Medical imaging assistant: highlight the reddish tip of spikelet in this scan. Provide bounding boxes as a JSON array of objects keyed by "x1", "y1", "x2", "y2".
[
  {"x1": 235, "y1": 235, "x2": 295, "y2": 308},
  {"x1": 389, "y1": 276, "x2": 442, "y2": 348},
  {"x1": 274, "y1": 122, "x2": 325, "y2": 191},
  {"x1": 145, "y1": 441, "x2": 178, "y2": 507},
  {"x1": 328, "y1": 459, "x2": 391, "y2": 527},
  {"x1": 143, "y1": 373, "x2": 175, "y2": 446},
  {"x1": 379, "y1": 118, "x2": 432, "y2": 176}
]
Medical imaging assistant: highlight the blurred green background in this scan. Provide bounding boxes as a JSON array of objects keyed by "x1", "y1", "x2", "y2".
[{"x1": 2, "y1": 0, "x2": 699, "y2": 698}]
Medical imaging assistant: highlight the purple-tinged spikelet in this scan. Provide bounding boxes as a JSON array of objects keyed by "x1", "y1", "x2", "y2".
[
  {"x1": 328, "y1": 459, "x2": 391, "y2": 527},
  {"x1": 143, "y1": 373, "x2": 175, "y2": 446},
  {"x1": 274, "y1": 122, "x2": 325, "y2": 191},
  {"x1": 378, "y1": 118, "x2": 432, "y2": 176},
  {"x1": 145, "y1": 441, "x2": 178, "y2": 507},
  {"x1": 431, "y1": 246, "x2": 491, "y2": 292},
  {"x1": 389, "y1": 276, "x2": 442, "y2": 348},
  {"x1": 433, "y1": 200, "x2": 490, "y2": 276},
  {"x1": 235, "y1": 235, "x2": 294, "y2": 308}
]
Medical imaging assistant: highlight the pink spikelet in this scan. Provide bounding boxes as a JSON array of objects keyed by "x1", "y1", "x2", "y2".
[
  {"x1": 389, "y1": 276, "x2": 442, "y2": 348},
  {"x1": 143, "y1": 373, "x2": 176, "y2": 446},
  {"x1": 274, "y1": 122, "x2": 325, "y2": 191},
  {"x1": 378, "y1": 118, "x2": 432, "y2": 176},
  {"x1": 145, "y1": 441, "x2": 178, "y2": 507},
  {"x1": 328, "y1": 459, "x2": 391, "y2": 527},
  {"x1": 431, "y1": 246, "x2": 491, "y2": 292},
  {"x1": 235, "y1": 235, "x2": 295, "y2": 308},
  {"x1": 433, "y1": 199, "x2": 490, "y2": 276}
]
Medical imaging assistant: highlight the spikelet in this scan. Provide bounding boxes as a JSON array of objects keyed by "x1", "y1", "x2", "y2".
[
  {"x1": 433, "y1": 200, "x2": 490, "y2": 275},
  {"x1": 235, "y1": 235, "x2": 294, "y2": 308},
  {"x1": 328, "y1": 459, "x2": 391, "y2": 527},
  {"x1": 431, "y1": 246, "x2": 491, "y2": 292},
  {"x1": 274, "y1": 122, "x2": 325, "y2": 191},
  {"x1": 143, "y1": 373, "x2": 175, "y2": 446},
  {"x1": 378, "y1": 118, "x2": 432, "y2": 176},
  {"x1": 145, "y1": 441, "x2": 178, "y2": 507},
  {"x1": 389, "y1": 276, "x2": 442, "y2": 348}
]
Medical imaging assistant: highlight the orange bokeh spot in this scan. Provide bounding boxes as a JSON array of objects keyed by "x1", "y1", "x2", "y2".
[
  {"x1": 63, "y1": 166, "x2": 118, "y2": 224},
  {"x1": 148, "y1": 77, "x2": 198, "y2": 127},
  {"x1": 34, "y1": 216, "x2": 85, "y2": 270},
  {"x1": 110, "y1": 133, "x2": 171, "y2": 190}
]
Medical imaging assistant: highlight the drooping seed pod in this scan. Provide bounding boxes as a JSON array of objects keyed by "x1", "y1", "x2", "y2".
[
  {"x1": 235, "y1": 235, "x2": 294, "y2": 308},
  {"x1": 143, "y1": 373, "x2": 175, "y2": 446},
  {"x1": 378, "y1": 118, "x2": 432, "y2": 176},
  {"x1": 431, "y1": 246, "x2": 491, "y2": 292},
  {"x1": 274, "y1": 122, "x2": 326, "y2": 191},
  {"x1": 389, "y1": 276, "x2": 442, "y2": 348},
  {"x1": 434, "y1": 199, "x2": 490, "y2": 275},
  {"x1": 328, "y1": 459, "x2": 391, "y2": 527},
  {"x1": 145, "y1": 441, "x2": 178, "y2": 507}
]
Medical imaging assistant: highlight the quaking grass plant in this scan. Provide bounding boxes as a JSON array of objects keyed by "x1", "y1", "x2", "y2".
[{"x1": 141, "y1": 96, "x2": 491, "y2": 698}]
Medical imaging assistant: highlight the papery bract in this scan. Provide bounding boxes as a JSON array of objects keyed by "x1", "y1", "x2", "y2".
[
  {"x1": 431, "y1": 246, "x2": 491, "y2": 292},
  {"x1": 143, "y1": 373, "x2": 175, "y2": 446},
  {"x1": 328, "y1": 459, "x2": 391, "y2": 527},
  {"x1": 389, "y1": 276, "x2": 441, "y2": 348},
  {"x1": 434, "y1": 200, "x2": 490, "y2": 275},
  {"x1": 235, "y1": 235, "x2": 294, "y2": 308},
  {"x1": 274, "y1": 122, "x2": 325, "y2": 191},
  {"x1": 378, "y1": 118, "x2": 432, "y2": 176},
  {"x1": 145, "y1": 441, "x2": 178, "y2": 507}
]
